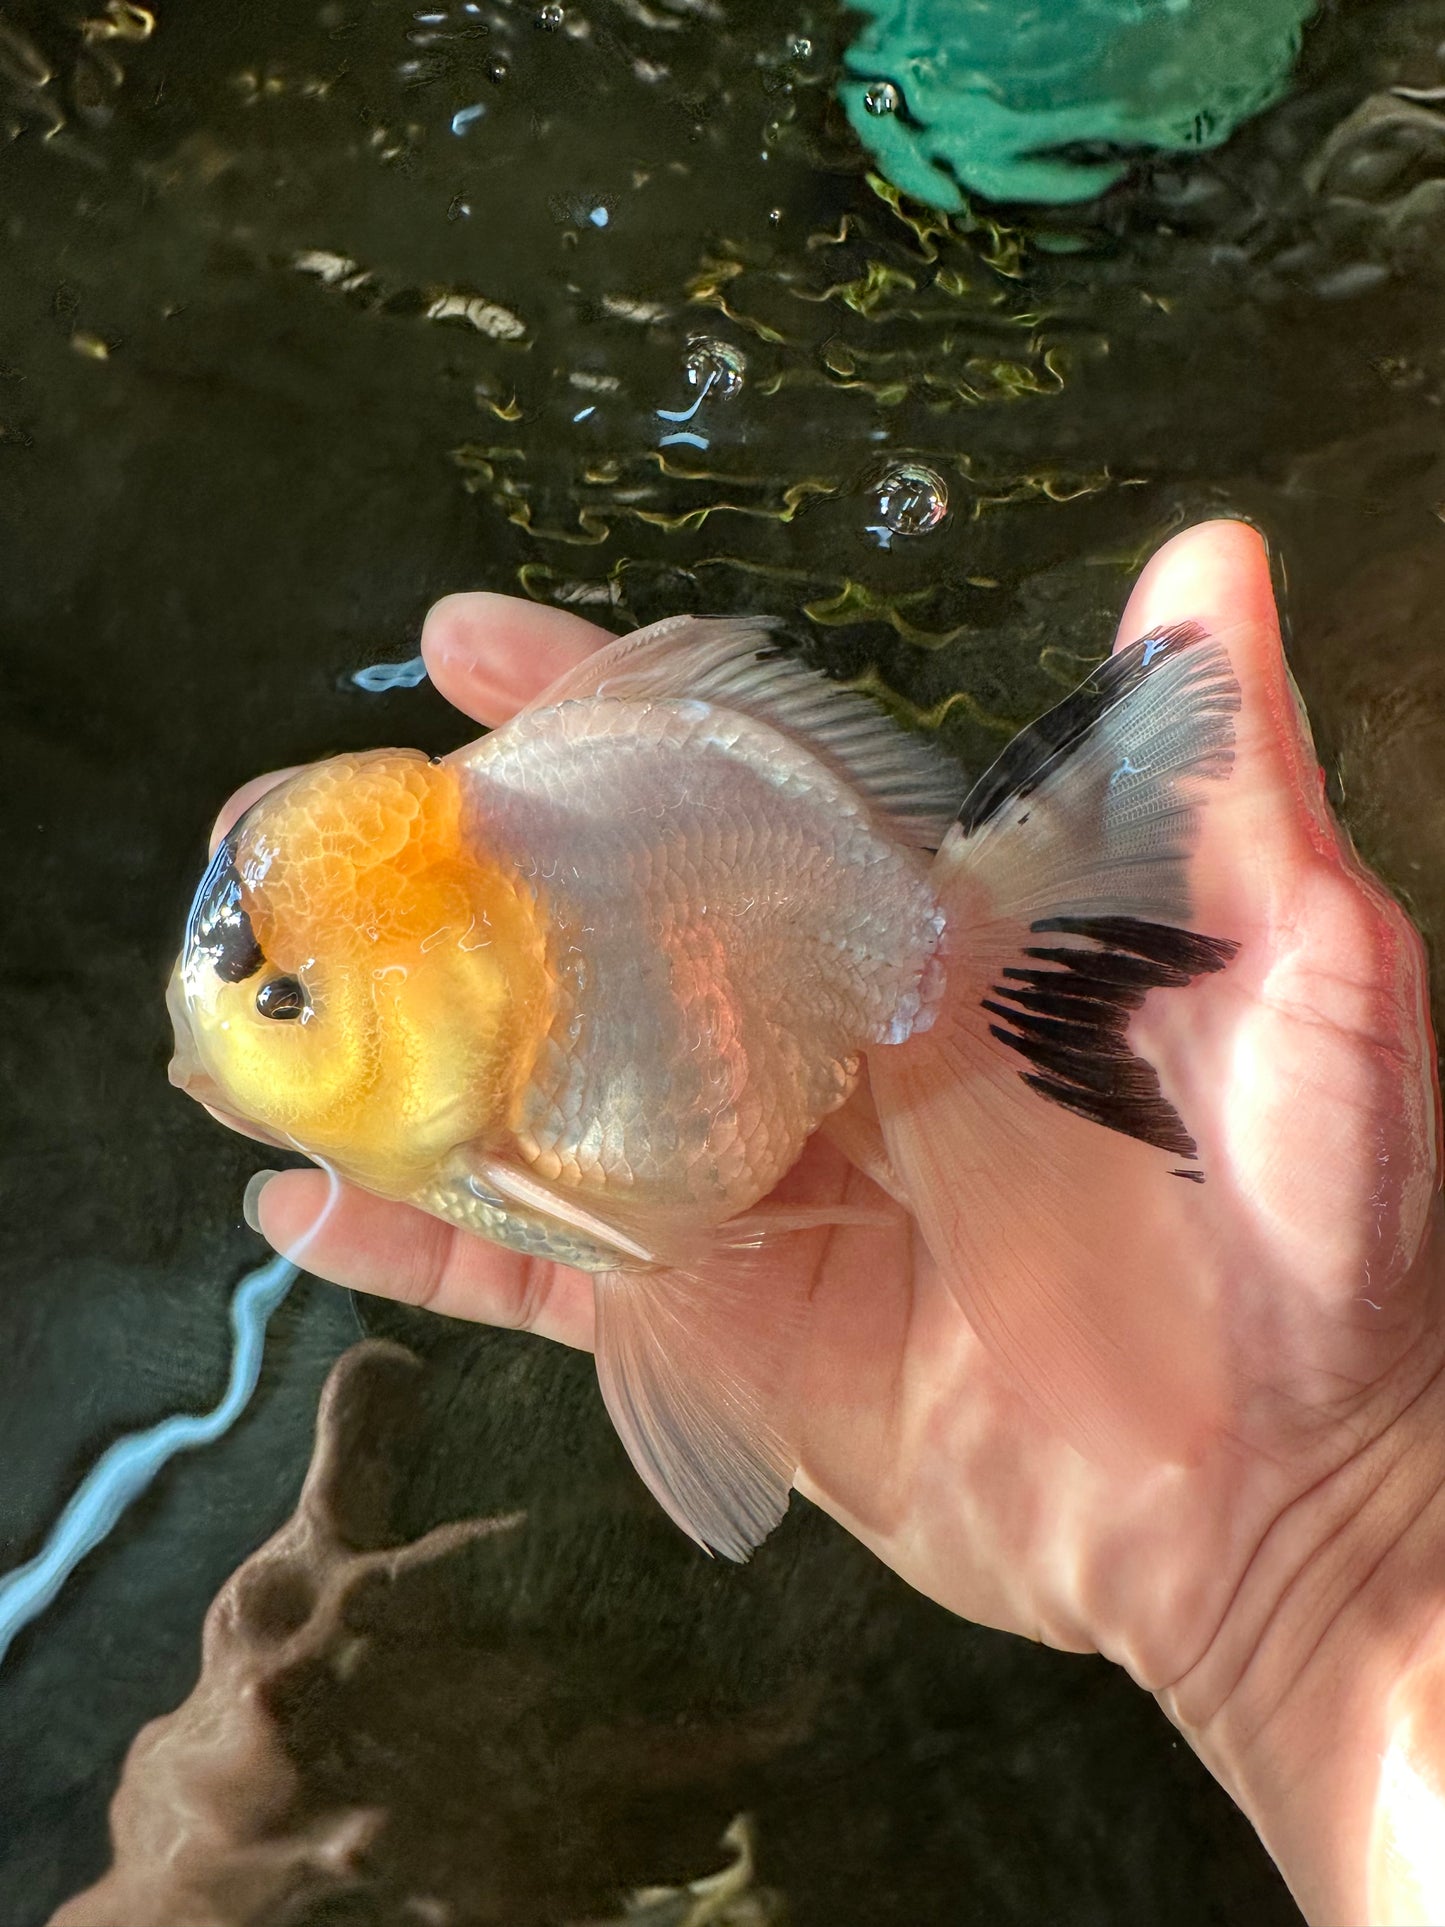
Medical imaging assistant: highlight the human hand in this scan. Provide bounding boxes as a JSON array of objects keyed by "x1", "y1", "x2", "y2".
[{"x1": 228, "y1": 522, "x2": 1445, "y2": 1922}]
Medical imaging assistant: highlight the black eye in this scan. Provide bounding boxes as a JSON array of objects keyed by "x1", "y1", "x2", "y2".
[{"x1": 256, "y1": 976, "x2": 308, "y2": 1021}]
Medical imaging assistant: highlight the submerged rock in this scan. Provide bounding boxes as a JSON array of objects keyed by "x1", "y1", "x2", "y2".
[
  {"x1": 48, "y1": 1341, "x2": 796, "y2": 1927},
  {"x1": 49, "y1": 1343, "x2": 516, "y2": 1927}
]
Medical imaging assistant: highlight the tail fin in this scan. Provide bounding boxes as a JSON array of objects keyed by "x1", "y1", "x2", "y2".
[
  {"x1": 872, "y1": 519, "x2": 1440, "y2": 1472},
  {"x1": 870, "y1": 623, "x2": 1245, "y2": 1465}
]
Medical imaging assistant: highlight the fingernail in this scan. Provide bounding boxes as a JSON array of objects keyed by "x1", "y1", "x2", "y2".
[{"x1": 243, "y1": 1170, "x2": 281, "y2": 1236}]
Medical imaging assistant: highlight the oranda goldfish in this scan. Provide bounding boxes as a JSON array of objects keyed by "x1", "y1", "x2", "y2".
[{"x1": 170, "y1": 610, "x2": 1250, "y2": 1558}]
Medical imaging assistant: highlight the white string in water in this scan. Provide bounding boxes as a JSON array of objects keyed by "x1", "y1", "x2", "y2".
[
  {"x1": 351, "y1": 655, "x2": 428, "y2": 692},
  {"x1": 0, "y1": 1162, "x2": 345, "y2": 1669},
  {"x1": 0, "y1": 1252, "x2": 298, "y2": 1667}
]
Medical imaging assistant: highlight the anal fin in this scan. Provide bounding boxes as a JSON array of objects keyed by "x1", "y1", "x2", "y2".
[{"x1": 594, "y1": 1246, "x2": 802, "y2": 1561}]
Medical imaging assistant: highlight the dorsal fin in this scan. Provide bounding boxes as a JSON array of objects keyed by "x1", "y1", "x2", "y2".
[{"x1": 526, "y1": 614, "x2": 968, "y2": 851}]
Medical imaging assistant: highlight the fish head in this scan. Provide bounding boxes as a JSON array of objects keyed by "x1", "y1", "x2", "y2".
[{"x1": 168, "y1": 749, "x2": 549, "y2": 1196}]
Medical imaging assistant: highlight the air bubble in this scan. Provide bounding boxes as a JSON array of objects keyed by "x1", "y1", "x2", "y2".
[
  {"x1": 683, "y1": 336, "x2": 746, "y2": 400},
  {"x1": 863, "y1": 79, "x2": 900, "y2": 117},
  {"x1": 790, "y1": 35, "x2": 812, "y2": 58},
  {"x1": 536, "y1": 2, "x2": 564, "y2": 26},
  {"x1": 486, "y1": 56, "x2": 508, "y2": 81},
  {"x1": 871, "y1": 462, "x2": 948, "y2": 539}
]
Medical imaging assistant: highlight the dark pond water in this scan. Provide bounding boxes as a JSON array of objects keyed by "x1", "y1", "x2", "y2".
[{"x1": 2, "y1": 0, "x2": 1444, "y2": 1921}]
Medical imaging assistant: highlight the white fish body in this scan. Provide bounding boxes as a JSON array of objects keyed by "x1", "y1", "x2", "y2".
[{"x1": 417, "y1": 627, "x2": 951, "y2": 1267}]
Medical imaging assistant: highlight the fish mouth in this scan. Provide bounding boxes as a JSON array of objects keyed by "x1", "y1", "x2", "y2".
[
  {"x1": 165, "y1": 956, "x2": 211, "y2": 1099},
  {"x1": 165, "y1": 956, "x2": 292, "y2": 1151}
]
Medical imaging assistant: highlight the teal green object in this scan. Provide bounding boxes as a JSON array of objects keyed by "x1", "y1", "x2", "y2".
[{"x1": 841, "y1": 0, "x2": 1318, "y2": 207}]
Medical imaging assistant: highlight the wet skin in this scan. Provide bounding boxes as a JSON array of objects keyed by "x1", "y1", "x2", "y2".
[{"x1": 218, "y1": 522, "x2": 1445, "y2": 1924}]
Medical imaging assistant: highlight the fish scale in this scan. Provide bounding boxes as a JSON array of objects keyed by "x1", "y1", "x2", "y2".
[{"x1": 462, "y1": 694, "x2": 941, "y2": 1220}]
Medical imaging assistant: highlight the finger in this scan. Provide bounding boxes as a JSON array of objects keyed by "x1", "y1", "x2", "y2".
[
  {"x1": 1119, "y1": 519, "x2": 1441, "y2": 1310},
  {"x1": 200, "y1": 1100, "x2": 292, "y2": 1151},
  {"x1": 248, "y1": 1168, "x2": 596, "y2": 1350},
  {"x1": 209, "y1": 766, "x2": 306, "y2": 854},
  {"x1": 1116, "y1": 517, "x2": 1276, "y2": 649},
  {"x1": 1114, "y1": 517, "x2": 1341, "y2": 862},
  {"x1": 421, "y1": 592, "x2": 612, "y2": 726}
]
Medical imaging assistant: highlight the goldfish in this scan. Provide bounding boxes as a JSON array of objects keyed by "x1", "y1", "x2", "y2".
[{"x1": 170, "y1": 607, "x2": 1252, "y2": 1558}]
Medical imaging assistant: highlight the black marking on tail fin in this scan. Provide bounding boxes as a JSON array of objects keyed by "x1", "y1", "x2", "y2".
[
  {"x1": 957, "y1": 622, "x2": 1210, "y2": 835},
  {"x1": 1172, "y1": 1168, "x2": 1207, "y2": 1184},
  {"x1": 1031, "y1": 915, "x2": 1238, "y2": 978},
  {"x1": 986, "y1": 914, "x2": 1238, "y2": 1159}
]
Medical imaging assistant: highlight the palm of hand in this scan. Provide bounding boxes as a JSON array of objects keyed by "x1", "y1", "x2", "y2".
[{"x1": 241, "y1": 522, "x2": 1443, "y2": 1696}]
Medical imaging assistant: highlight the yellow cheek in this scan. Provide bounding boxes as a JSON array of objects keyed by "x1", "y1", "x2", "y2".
[
  {"x1": 192, "y1": 974, "x2": 377, "y2": 1142},
  {"x1": 357, "y1": 939, "x2": 537, "y2": 1185},
  {"x1": 192, "y1": 870, "x2": 551, "y2": 1197}
]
